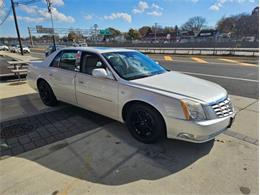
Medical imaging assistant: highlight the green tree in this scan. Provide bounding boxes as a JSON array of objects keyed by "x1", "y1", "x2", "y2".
[
  {"x1": 127, "y1": 28, "x2": 141, "y2": 40},
  {"x1": 163, "y1": 26, "x2": 174, "y2": 34},
  {"x1": 138, "y1": 26, "x2": 152, "y2": 37},
  {"x1": 68, "y1": 31, "x2": 78, "y2": 42},
  {"x1": 107, "y1": 27, "x2": 121, "y2": 37}
]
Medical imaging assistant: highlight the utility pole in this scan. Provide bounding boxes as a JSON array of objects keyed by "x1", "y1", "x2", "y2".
[
  {"x1": 11, "y1": 0, "x2": 23, "y2": 55},
  {"x1": 46, "y1": 0, "x2": 56, "y2": 51},
  {"x1": 94, "y1": 24, "x2": 98, "y2": 43},
  {"x1": 28, "y1": 27, "x2": 34, "y2": 47}
]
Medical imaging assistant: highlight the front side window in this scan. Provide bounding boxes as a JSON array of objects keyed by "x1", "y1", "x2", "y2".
[
  {"x1": 81, "y1": 52, "x2": 105, "y2": 75},
  {"x1": 102, "y1": 51, "x2": 166, "y2": 80}
]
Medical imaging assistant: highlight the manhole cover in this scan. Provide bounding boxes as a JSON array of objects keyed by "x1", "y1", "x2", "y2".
[{"x1": 1, "y1": 123, "x2": 35, "y2": 139}]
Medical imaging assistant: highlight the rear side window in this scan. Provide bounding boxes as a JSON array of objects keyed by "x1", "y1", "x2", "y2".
[
  {"x1": 50, "y1": 50, "x2": 81, "y2": 71},
  {"x1": 60, "y1": 51, "x2": 78, "y2": 71},
  {"x1": 50, "y1": 52, "x2": 62, "y2": 68}
]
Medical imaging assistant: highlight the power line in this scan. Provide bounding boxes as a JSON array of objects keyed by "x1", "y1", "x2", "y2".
[
  {"x1": 16, "y1": 0, "x2": 41, "y2": 5},
  {"x1": 0, "y1": 0, "x2": 41, "y2": 25},
  {"x1": 0, "y1": 0, "x2": 12, "y2": 25},
  {"x1": 0, "y1": 7, "x2": 12, "y2": 25}
]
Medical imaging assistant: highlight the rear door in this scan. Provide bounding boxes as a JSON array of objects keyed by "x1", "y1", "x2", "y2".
[
  {"x1": 75, "y1": 51, "x2": 118, "y2": 119},
  {"x1": 48, "y1": 49, "x2": 80, "y2": 105}
]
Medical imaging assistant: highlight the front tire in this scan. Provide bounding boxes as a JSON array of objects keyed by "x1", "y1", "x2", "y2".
[
  {"x1": 38, "y1": 80, "x2": 58, "y2": 106},
  {"x1": 126, "y1": 104, "x2": 166, "y2": 144}
]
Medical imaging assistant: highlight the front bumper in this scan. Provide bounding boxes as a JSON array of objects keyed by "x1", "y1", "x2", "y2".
[{"x1": 166, "y1": 112, "x2": 236, "y2": 143}]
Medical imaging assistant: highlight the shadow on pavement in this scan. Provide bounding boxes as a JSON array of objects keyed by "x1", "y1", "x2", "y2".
[{"x1": 1, "y1": 94, "x2": 214, "y2": 186}]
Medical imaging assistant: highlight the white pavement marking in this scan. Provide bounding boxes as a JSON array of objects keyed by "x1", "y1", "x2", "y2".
[{"x1": 180, "y1": 71, "x2": 259, "y2": 83}]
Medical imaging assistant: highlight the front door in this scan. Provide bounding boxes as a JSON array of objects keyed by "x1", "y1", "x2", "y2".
[{"x1": 75, "y1": 52, "x2": 118, "y2": 119}]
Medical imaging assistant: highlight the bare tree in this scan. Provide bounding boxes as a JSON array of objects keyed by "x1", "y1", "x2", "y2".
[
  {"x1": 181, "y1": 16, "x2": 207, "y2": 33},
  {"x1": 217, "y1": 13, "x2": 259, "y2": 39}
]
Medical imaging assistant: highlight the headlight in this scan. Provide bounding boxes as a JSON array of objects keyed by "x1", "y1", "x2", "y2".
[{"x1": 180, "y1": 99, "x2": 206, "y2": 121}]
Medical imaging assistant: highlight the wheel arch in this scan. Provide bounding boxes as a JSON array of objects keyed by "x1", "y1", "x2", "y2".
[
  {"x1": 36, "y1": 77, "x2": 48, "y2": 88},
  {"x1": 122, "y1": 100, "x2": 167, "y2": 138},
  {"x1": 122, "y1": 100, "x2": 167, "y2": 132}
]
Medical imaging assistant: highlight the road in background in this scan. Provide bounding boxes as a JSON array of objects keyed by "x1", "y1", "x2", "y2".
[
  {"x1": 149, "y1": 54, "x2": 259, "y2": 99},
  {"x1": 23, "y1": 52, "x2": 260, "y2": 99}
]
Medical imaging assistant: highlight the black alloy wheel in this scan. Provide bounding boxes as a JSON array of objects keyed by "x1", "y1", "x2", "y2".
[
  {"x1": 38, "y1": 80, "x2": 58, "y2": 106},
  {"x1": 126, "y1": 104, "x2": 166, "y2": 144}
]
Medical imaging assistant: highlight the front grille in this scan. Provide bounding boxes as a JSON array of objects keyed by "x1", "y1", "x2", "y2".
[{"x1": 211, "y1": 97, "x2": 233, "y2": 118}]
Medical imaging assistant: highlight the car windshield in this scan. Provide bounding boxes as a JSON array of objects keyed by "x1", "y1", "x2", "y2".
[{"x1": 102, "y1": 51, "x2": 167, "y2": 80}]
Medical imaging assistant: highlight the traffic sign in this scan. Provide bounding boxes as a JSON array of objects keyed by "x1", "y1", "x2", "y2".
[{"x1": 99, "y1": 29, "x2": 111, "y2": 35}]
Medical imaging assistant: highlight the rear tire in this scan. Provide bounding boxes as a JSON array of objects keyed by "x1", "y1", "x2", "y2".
[
  {"x1": 126, "y1": 104, "x2": 166, "y2": 144},
  {"x1": 37, "y1": 80, "x2": 58, "y2": 106}
]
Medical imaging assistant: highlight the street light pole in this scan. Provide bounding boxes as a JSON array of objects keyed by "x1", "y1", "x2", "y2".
[
  {"x1": 11, "y1": 0, "x2": 23, "y2": 55},
  {"x1": 94, "y1": 24, "x2": 98, "y2": 43},
  {"x1": 46, "y1": 0, "x2": 56, "y2": 51},
  {"x1": 154, "y1": 22, "x2": 157, "y2": 43}
]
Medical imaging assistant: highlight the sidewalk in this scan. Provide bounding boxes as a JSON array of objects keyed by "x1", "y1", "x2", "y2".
[
  {"x1": 0, "y1": 81, "x2": 258, "y2": 140},
  {"x1": 0, "y1": 81, "x2": 258, "y2": 195},
  {"x1": 0, "y1": 51, "x2": 40, "y2": 61}
]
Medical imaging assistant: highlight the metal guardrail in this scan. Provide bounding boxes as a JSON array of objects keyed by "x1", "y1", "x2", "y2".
[
  {"x1": 30, "y1": 47, "x2": 259, "y2": 57},
  {"x1": 126, "y1": 47, "x2": 259, "y2": 57}
]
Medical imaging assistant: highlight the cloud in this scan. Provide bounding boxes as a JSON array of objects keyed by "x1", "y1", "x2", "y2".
[
  {"x1": 9, "y1": 15, "x2": 45, "y2": 23},
  {"x1": 132, "y1": 1, "x2": 163, "y2": 16},
  {"x1": 18, "y1": 16, "x2": 46, "y2": 23},
  {"x1": 151, "y1": 3, "x2": 163, "y2": 10},
  {"x1": 19, "y1": 4, "x2": 75, "y2": 23},
  {"x1": 51, "y1": 0, "x2": 64, "y2": 6},
  {"x1": 147, "y1": 11, "x2": 163, "y2": 16},
  {"x1": 104, "y1": 12, "x2": 132, "y2": 23},
  {"x1": 132, "y1": 1, "x2": 149, "y2": 14},
  {"x1": 209, "y1": 4, "x2": 220, "y2": 11},
  {"x1": 19, "y1": 5, "x2": 38, "y2": 14},
  {"x1": 210, "y1": 0, "x2": 255, "y2": 11},
  {"x1": 84, "y1": 14, "x2": 93, "y2": 20}
]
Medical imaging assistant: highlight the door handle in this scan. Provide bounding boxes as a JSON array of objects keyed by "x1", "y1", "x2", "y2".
[
  {"x1": 49, "y1": 73, "x2": 53, "y2": 76},
  {"x1": 79, "y1": 80, "x2": 84, "y2": 84}
]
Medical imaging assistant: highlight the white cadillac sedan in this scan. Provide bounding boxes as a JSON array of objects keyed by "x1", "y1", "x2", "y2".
[{"x1": 27, "y1": 47, "x2": 236, "y2": 143}]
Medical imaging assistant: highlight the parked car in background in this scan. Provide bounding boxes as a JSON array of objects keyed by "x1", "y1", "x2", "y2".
[
  {"x1": 9, "y1": 45, "x2": 17, "y2": 53},
  {"x1": 15, "y1": 46, "x2": 31, "y2": 53},
  {"x1": 27, "y1": 47, "x2": 236, "y2": 144},
  {"x1": 0, "y1": 45, "x2": 9, "y2": 51}
]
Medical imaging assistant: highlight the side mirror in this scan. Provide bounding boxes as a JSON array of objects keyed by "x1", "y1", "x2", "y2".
[{"x1": 92, "y1": 68, "x2": 113, "y2": 79}]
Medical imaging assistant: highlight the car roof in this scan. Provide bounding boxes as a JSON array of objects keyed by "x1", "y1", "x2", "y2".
[{"x1": 61, "y1": 47, "x2": 136, "y2": 54}]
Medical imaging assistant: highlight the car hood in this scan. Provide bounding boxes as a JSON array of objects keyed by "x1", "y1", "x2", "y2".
[{"x1": 131, "y1": 71, "x2": 227, "y2": 103}]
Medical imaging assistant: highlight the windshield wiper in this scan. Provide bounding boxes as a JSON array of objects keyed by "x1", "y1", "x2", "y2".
[{"x1": 128, "y1": 73, "x2": 153, "y2": 80}]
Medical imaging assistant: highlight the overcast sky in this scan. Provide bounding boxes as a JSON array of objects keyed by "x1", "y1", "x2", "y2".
[{"x1": 0, "y1": 0, "x2": 258, "y2": 37}]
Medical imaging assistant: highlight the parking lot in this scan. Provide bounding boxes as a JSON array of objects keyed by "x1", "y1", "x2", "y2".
[{"x1": 0, "y1": 50, "x2": 258, "y2": 194}]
